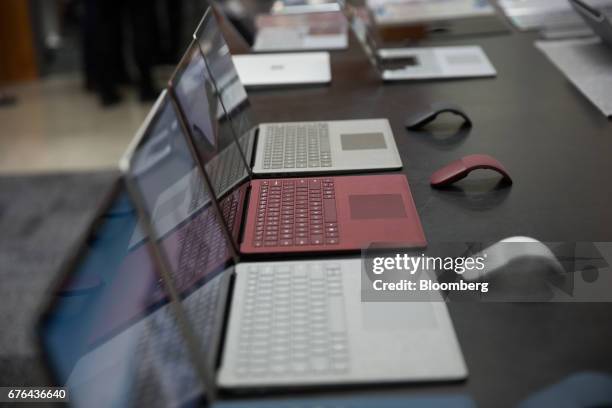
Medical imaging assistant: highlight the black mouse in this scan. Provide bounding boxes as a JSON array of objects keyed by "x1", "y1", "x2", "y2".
[{"x1": 405, "y1": 102, "x2": 472, "y2": 130}]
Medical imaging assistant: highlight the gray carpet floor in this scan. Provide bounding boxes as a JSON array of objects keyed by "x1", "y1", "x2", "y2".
[{"x1": 0, "y1": 170, "x2": 118, "y2": 386}]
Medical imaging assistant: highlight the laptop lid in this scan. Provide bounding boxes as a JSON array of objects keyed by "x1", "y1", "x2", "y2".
[
  {"x1": 168, "y1": 36, "x2": 252, "y2": 195},
  {"x1": 194, "y1": 9, "x2": 257, "y2": 153},
  {"x1": 173, "y1": 9, "x2": 261, "y2": 251},
  {"x1": 36, "y1": 179, "x2": 211, "y2": 407},
  {"x1": 120, "y1": 89, "x2": 244, "y2": 392}
]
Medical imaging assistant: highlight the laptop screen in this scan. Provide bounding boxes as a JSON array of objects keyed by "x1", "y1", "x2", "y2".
[
  {"x1": 161, "y1": 11, "x2": 257, "y2": 250},
  {"x1": 120, "y1": 90, "x2": 241, "y2": 391},
  {"x1": 194, "y1": 9, "x2": 256, "y2": 161},
  {"x1": 170, "y1": 39, "x2": 221, "y2": 151},
  {"x1": 37, "y1": 183, "x2": 207, "y2": 407},
  {"x1": 168, "y1": 38, "x2": 251, "y2": 200}
]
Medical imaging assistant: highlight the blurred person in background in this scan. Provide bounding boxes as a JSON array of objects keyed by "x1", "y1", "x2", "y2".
[{"x1": 83, "y1": 0, "x2": 182, "y2": 106}]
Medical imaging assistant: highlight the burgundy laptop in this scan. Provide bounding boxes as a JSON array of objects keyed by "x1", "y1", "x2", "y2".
[{"x1": 210, "y1": 172, "x2": 426, "y2": 255}]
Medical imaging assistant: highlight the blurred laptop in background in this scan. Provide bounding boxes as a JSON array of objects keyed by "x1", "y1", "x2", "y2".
[
  {"x1": 212, "y1": 0, "x2": 348, "y2": 52},
  {"x1": 253, "y1": 11, "x2": 348, "y2": 52}
]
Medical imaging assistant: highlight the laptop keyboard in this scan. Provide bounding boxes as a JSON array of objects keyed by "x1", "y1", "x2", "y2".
[
  {"x1": 233, "y1": 263, "x2": 350, "y2": 378},
  {"x1": 253, "y1": 178, "x2": 339, "y2": 247},
  {"x1": 262, "y1": 123, "x2": 332, "y2": 169}
]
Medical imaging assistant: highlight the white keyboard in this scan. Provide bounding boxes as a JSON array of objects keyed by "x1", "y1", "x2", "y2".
[
  {"x1": 262, "y1": 123, "x2": 332, "y2": 169},
  {"x1": 233, "y1": 263, "x2": 350, "y2": 378}
]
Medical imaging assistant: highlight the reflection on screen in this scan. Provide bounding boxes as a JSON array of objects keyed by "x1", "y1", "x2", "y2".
[
  {"x1": 127, "y1": 90, "x2": 235, "y2": 291},
  {"x1": 195, "y1": 11, "x2": 256, "y2": 168},
  {"x1": 121, "y1": 92, "x2": 239, "y2": 401},
  {"x1": 171, "y1": 39, "x2": 251, "y2": 200},
  {"x1": 39, "y1": 189, "x2": 205, "y2": 408},
  {"x1": 173, "y1": 42, "x2": 218, "y2": 150}
]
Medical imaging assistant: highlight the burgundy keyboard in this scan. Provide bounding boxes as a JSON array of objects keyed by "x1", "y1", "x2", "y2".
[{"x1": 254, "y1": 178, "x2": 339, "y2": 247}]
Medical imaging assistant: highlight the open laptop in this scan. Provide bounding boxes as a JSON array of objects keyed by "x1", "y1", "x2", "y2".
[
  {"x1": 348, "y1": 12, "x2": 496, "y2": 81},
  {"x1": 253, "y1": 11, "x2": 349, "y2": 52},
  {"x1": 128, "y1": 90, "x2": 425, "y2": 257},
  {"x1": 570, "y1": 0, "x2": 612, "y2": 48},
  {"x1": 189, "y1": 8, "x2": 403, "y2": 176},
  {"x1": 36, "y1": 182, "x2": 469, "y2": 407},
  {"x1": 119, "y1": 94, "x2": 468, "y2": 392}
]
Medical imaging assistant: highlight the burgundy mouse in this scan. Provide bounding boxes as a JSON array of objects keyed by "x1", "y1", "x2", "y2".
[{"x1": 430, "y1": 154, "x2": 513, "y2": 187}]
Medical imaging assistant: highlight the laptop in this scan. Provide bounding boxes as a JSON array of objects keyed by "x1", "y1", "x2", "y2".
[
  {"x1": 253, "y1": 11, "x2": 349, "y2": 52},
  {"x1": 349, "y1": 12, "x2": 496, "y2": 81},
  {"x1": 128, "y1": 90, "x2": 426, "y2": 257},
  {"x1": 233, "y1": 52, "x2": 332, "y2": 87},
  {"x1": 270, "y1": 0, "x2": 343, "y2": 15},
  {"x1": 570, "y1": 0, "x2": 612, "y2": 48},
  {"x1": 189, "y1": 8, "x2": 403, "y2": 176},
  {"x1": 36, "y1": 182, "x2": 468, "y2": 406},
  {"x1": 119, "y1": 96, "x2": 468, "y2": 392}
]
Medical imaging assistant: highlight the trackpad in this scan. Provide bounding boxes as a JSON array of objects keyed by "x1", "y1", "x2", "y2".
[
  {"x1": 349, "y1": 194, "x2": 407, "y2": 220},
  {"x1": 340, "y1": 133, "x2": 387, "y2": 150},
  {"x1": 362, "y1": 303, "x2": 436, "y2": 330}
]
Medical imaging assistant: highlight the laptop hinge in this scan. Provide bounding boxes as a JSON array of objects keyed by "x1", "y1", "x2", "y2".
[
  {"x1": 250, "y1": 127, "x2": 259, "y2": 168},
  {"x1": 239, "y1": 185, "x2": 252, "y2": 245}
]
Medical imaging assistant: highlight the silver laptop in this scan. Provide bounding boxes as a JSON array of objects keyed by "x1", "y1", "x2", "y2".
[
  {"x1": 186, "y1": 9, "x2": 402, "y2": 177},
  {"x1": 119, "y1": 90, "x2": 468, "y2": 391},
  {"x1": 253, "y1": 11, "x2": 349, "y2": 52}
]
